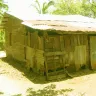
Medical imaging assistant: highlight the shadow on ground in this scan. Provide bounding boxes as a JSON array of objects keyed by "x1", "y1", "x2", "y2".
[
  {"x1": 13, "y1": 84, "x2": 85, "y2": 96},
  {"x1": 1, "y1": 57, "x2": 95, "y2": 84},
  {"x1": 26, "y1": 84, "x2": 73, "y2": 96},
  {"x1": 0, "y1": 84, "x2": 75, "y2": 96}
]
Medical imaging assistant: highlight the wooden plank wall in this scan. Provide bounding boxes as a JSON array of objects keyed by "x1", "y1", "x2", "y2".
[
  {"x1": 26, "y1": 33, "x2": 89, "y2": 74},
  {"x1": 4, "y1": 16, "x2": 26, "y2": 61},
  {"x1": 90, "y1": 36, "x2": 96, "y2": 69},
  {"x1": 26, "y1": 31, "x2": 44, "y2": 74},
  {"x1": 4, "y1": 15, "x2": 89, "y2": 74},
  {"x1": 44, "y1": 34, "x2": 89, "y2": 72}
]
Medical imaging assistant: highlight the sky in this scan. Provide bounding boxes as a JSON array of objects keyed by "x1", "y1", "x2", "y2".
[
  {"x1": 6, "y1": 0, "x2": 49, "y2": 14},
  {"x1": 3, "y1": 0, "x2": 54, "y2": 20},
  {"x1": 7, "y1": 0, "x2": 36, "y2": 13}
]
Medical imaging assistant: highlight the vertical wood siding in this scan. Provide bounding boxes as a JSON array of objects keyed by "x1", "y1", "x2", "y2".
[
  {"x1": 4, "y1": 15, "x2": 89, "y2": 73},
  {"x1": 4, "y1": 15, "x2": 26, "y2": 61},
  {"x1": 44, "y1": 34, "x2": 89, "y2": 72}
]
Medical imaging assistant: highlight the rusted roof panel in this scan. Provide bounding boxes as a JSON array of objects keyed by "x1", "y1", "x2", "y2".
[{"x1": 22, "y1": 20, "x2": 96, "y2": 33}]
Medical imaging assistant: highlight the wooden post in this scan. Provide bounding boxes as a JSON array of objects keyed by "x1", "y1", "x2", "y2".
[
  {"x1": 87, "y1": 35, "x2": 91, "y2": 69},
  {"x1": 28, "y1": 32, "x2": 31, "y2": 47},
  {"x1": 60, "y1": 36, "x2": 65, "y2": 70},
  {"x1": 52, "y1": 38, "x2": 57, "y2": 74},
  {"x1": 44, "y1": 57, "x2": 48, "y2": 80},
  {"x1": 9, "y1": 32, "x2": 12, "y2": 46},
  {"x1": 43, "y1": 32, "x2": 48, "y2": 80},
  {"x1": 77, "y1": 35, "x2": 80, "y2": 45}
]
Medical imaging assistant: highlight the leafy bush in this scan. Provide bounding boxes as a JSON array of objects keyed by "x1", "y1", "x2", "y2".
[{"x1": 0, "y1": 29, "x2": 5, "y2": 50}]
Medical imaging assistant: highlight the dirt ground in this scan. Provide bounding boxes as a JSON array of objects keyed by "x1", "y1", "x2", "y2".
[{"x1": 0, "y1": 53, "x2": 96, "y2": 96}]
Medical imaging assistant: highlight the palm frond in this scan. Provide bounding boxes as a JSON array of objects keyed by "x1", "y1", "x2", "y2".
[
  {"x1": 32, "y1": 4, "x2": 41, "y2": 14},
  {"x1": 35, "y1": 0, "x2": 41, "y2": 10},
  {"x1": 31, "y1": 0, "x2": 42, "y2": 14},
  {"x1": 42, "y1": 1, "x2": 54, "y2": 14}
]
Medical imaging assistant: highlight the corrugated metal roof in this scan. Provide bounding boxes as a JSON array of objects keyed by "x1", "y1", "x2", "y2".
[
  {"x1": 22, "y1": 19, "x2": 96, "y2": 33},
  {"x1": 4, "y1": 12, "x2": 96, "y2": 33}
]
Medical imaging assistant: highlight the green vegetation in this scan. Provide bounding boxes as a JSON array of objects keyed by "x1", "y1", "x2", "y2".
[
  {"x1": 32, "y1": 0, "x2": 96, "y2": 18},
  {"x1": 53, "y1": 0, "x2": 83, "y2": 15},
  {"x1": 31, "y1": 0, "x2": 54, "y2": 14},
  {"x1": 0, "y1": 29, "x2": 5, "y2": 50},
  {"x1": 52, "y1": 0, "x2": 96, "y2": 18},
  {"x1": 0, "y1": 0, "x2": 8, "y2": 50},
  {"x1": 0, "y1": 0, "x2": 8, "y2": 19}
]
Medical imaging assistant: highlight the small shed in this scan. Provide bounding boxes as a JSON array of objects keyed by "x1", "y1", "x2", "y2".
[{"x1": 2, "y1": 13, "x2": 96, "y2": 79}]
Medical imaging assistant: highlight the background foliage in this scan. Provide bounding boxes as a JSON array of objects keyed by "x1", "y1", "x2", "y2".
[
  {"x1": 32, "y1": 0, "x2": 96, "y2": 18},
  {"x1": 52, "y1": 0, "x2": 96, "y2": 18},
  {"x1": 0, "y1": 0, "x2": 8, "y2": 50}
]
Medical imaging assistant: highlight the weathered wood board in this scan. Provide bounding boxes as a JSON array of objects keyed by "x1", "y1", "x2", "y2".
[
  {"x1": 90, "y1": 36, "x2": 96, "y2": 69},
  {"x1": 74, "y1": 45, "x2": 86, "y2": 71},
  {"x1": 26, "y1": 46, "x2": 44, "y2": 73},
  {"x1": 26, "y1": 47, "x2": 35, "y2": 69}
]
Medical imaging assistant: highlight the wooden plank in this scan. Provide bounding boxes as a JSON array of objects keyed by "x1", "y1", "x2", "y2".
[
  {"x1": 60, "y1": 36, "x2": 64, "y2": 51},
  {"x1": 26, "y1": 47, "x2": 35, "y2": 69},
  {"x1": 54, "y1": 36, "x2": 61, "y2": 51},
  {"x1": 28, "y1": 32, "x2": 31, "y2": 47},
  {"x1": 9, "y1": 33, "x2": 12, "y2": 46},
  {"x1": 80, "y1": 35, "x2": 84, "y2": 45},
  {"x1": 64, "y1": 35, "x2": 71, "y2": 52},
  {"x1": 74, "y1": 35, "x2": 78, "y2": 46},
  {"x1": 68, "y1": 51, "x2": 74, "y2": 65},
  {"x1": 38, "y1": 36, "x2": 43, "y2": 50},
  {"x1": 48, "y1": 74, "x2": 66, "y2": 80},
  {"x1": 12, "y1": 50, "x2": 25, "y2": 62},
  {"x1": 60, "y1": 35, "x2": 65, "y2": 71},
  {"x1": 44, "y1": 56, "x2": 48, "y2": 80},
  {"x1": 77, "y1": 35, "x2": 80, "y2": 45},
  {"x1": 90, "y1": 36, "x2": 96, "y2": 69},
  {"x1": 70, "y1": 35, "x2": 74, "y2": 51},
  {"x1": 45, "y1": 51, "x2": 66, "y2": 56},
  {"x1": 43, "y1": 32, "x2": 48, "y2": 80},
  {"x1": 74, "y1": 45, "x2": 86, "y2": 71},
  {"x1": 12, "y1": 34, "x2": 25, "y2": 45},
  {"x1": 82, "y1": 35, "x2": 89, "y2": 67},
  {"x1": 35, "y1": 50, "x2": 44, "y2": 72},
  {"x1": 48, "y1": 70, "x2": 65, "y2": 76},
  {"x1": 47, "y1": 63, "x2": 61, "y2": 70},
  {"x1": 30, "y1": 32, "x2": 39, "y2": 49}
]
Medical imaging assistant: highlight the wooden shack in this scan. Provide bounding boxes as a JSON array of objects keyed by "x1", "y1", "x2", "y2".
[{"x1": 2, "y1": 13, "x2": 96, "y2": 79}]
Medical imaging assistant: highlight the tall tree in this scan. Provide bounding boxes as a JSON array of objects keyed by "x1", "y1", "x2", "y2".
[
  {"x1": 53, "y1": 0, "x2": 83, "y2": 15},
  {"x1": 0, "y1": 0, "x2": 8, "y2": 19},
  {"x1": 31, "y1": 0, "x2": 54, "y2": 14},
  {"x1": 52, "y1": 0, "x2": 96, "y2": 18},
  {"x1": 81, "y1": 0, "x2": 92, "y2": 17},
  {"x1": 91, "y1": 1, "x2": 96, "y2": 17}
]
